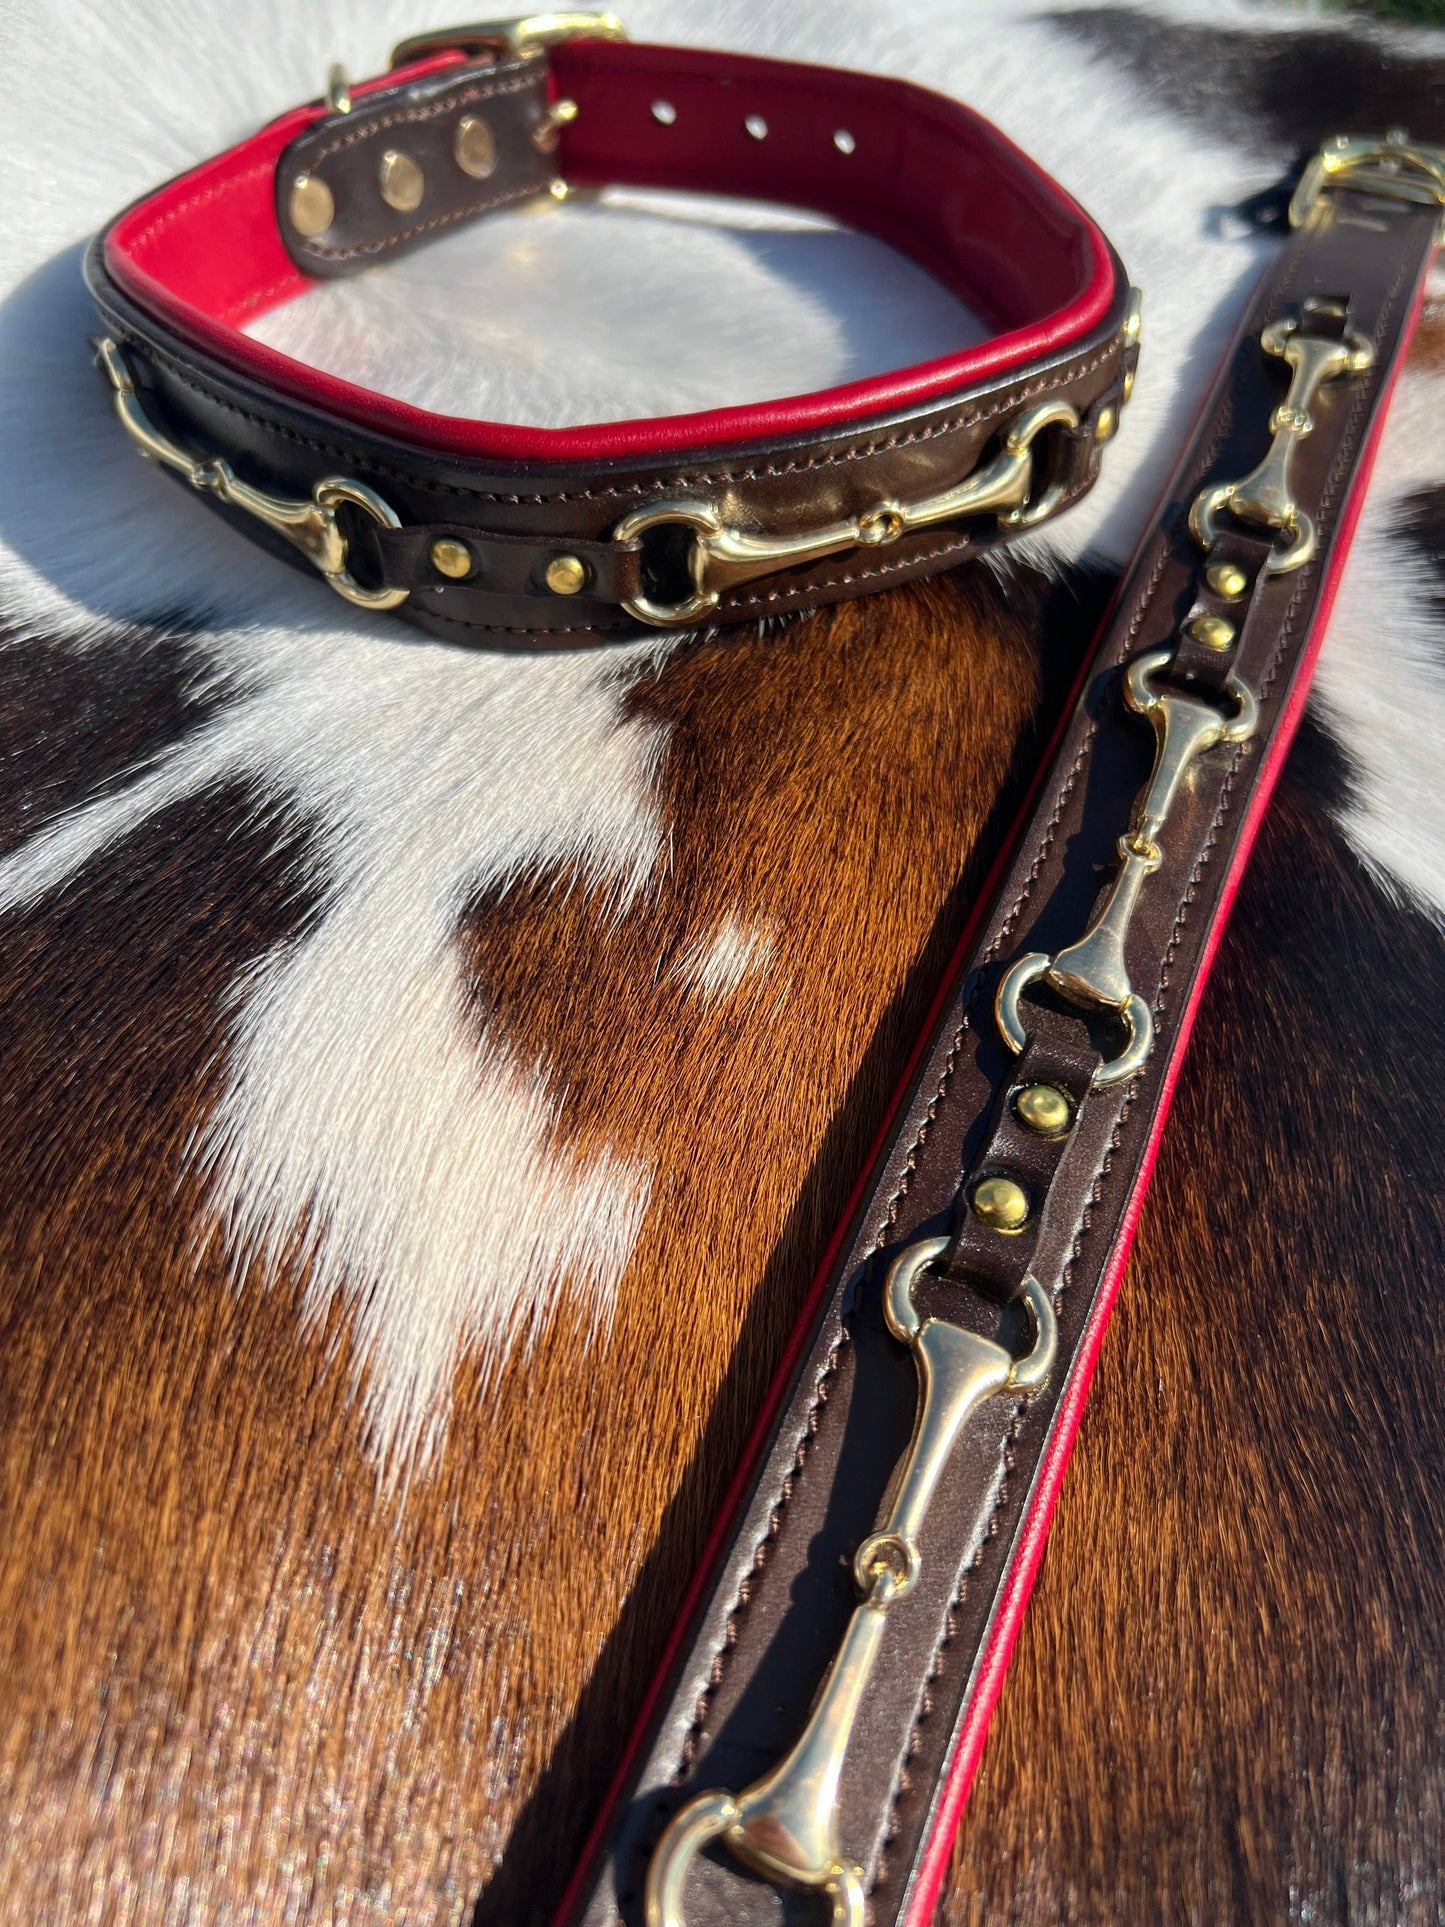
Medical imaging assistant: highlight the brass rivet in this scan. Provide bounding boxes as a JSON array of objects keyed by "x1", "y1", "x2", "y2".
[
  {"x1": 545, "y1": 554, "x2": 589, "y2": 596},
  {"x1": 288, "y1": 173, "x2": 335, "y2": 238},
  {"x1": 1094, "y1": 404, "x2": 1117, "y2": 443},
  {"x1": 455, "y1": 115, "x2": 497, "y2": 178},
  {"x1": 431, "y1": 538, "x2": 473, "y2": 580},
  {"x1": 971, "y1": 1176, "x2": 1030, "y2": 1233},
  {"x1": 532, "y1": 98, "x2": 579, "y2": 153},
  {"x1": 1185, "y1": 612, "x2": 1237, "y2": 652},
  {"x1": 1204, "y1": 560, "x2": 1249, "y2": 599},
  {"x1": 1014, "y1": 1084, "x2": 1072, "y2": 1137},
  {"x1": 379, "y1": 148, "x2": 425, "y2": 213}
]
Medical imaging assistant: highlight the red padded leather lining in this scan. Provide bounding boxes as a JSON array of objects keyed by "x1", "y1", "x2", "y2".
[{"x1": 104, "y1": 39, "x2": 1117, "y2": 463}]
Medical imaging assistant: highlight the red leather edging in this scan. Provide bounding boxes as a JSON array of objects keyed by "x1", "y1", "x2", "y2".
[
  {"x1": 899, "y1": 264, "x2": 1432, "y2": 1927},
  {"x1": 102, "y1": 40, "x2": 1117, "y2": 464}
]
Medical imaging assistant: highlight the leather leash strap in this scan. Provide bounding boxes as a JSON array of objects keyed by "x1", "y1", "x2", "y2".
[
  {"x1": 561, "y1": 141, "x2": 1443, "y2": 1927},
  {"x1": 84, "y1": 17, "x2": 1135, "y2": 650}
]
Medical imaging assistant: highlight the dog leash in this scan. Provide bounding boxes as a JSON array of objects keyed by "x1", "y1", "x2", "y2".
[
  {"x1": 85, "y1": 15, "x2": 1134, "y2": 651},
  {"x1": 557, "y1": 134, "x2": 1444, "y2": 1927}
]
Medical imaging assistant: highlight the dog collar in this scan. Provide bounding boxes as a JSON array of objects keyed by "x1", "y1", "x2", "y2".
[{"x1": 86, "y1": 14, "x2": 1137, "y2": 648}]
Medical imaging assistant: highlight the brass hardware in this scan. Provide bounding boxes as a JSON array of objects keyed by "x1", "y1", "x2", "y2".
[
  {"x1": 288, "y1": 172, "x2": 335, "y2": 238},
  {"x1": 544, "y1": 553, "x2": 589, "y2": 595},
  {"x1": 379, "y1": 149, "x2": 425, "y2": 213},
  {"x1": 455, "y1": 115, "x2": 498, "y2": 178},
  {"x1": 98, "y1": 339, "x2": 409, "y2": 612},
  {"x1": 1094, "y1": 404, "x2": 1117, "y2": 443},
  {"x1": 532, "y1": 97, "x2": 578, "y2": 152},
  {"x1": 1204, "y1": 559, "x2": 1248, "y2": 599},
  {"x1": 1190, "y1": 310, "x2": 1373, "y2": 575},
  {"x1": 1014, "y1": 1084, "x2": 1071, "y2": 1137},
  {"x1": 1184, "y1": 612, "x2": 1236, "y2": 652},
  {"x1": 1124, "y1": 649, "x2": 1258, "y2": 844},
  {"x1": 325, "y1": 62, "x2": 352, "y2": 114},
  {"x1": 613, "y1": 399, "x2": 1080, "y2": 628},
  {"x1": 1289, "y1": 130, "x2": 1445, "y2": 229},
  {"x1": 997, "y1": 649, "x2": 1257, "y2": 1087},
  {"x1": 645, "y1": 1236, "x2": 1054, "y2": 1927},
  {"x1": 391, "y1": 12, "x2": 627, "y2": 66},
  {"x1": 431, "y1": 538, "x2": 473, "y2": 579},
  {"x1": 1122, "y1": 286, "x2": 1142, "y2": 402},
  {"x1": 971, "y1": 1175, "x2": 1030, "y2": 1231}
]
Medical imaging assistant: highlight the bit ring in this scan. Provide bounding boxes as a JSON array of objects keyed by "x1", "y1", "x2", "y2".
[
  {"x1": 644, "y1": 1790, "x2": 865, "y2": 1927},
  {"x1": 1188, "y1": 483, "x2": 1316, "y2": 575},
  {"x1": 995, "y1": 954, "x2": 1154, "y2": 1089}
]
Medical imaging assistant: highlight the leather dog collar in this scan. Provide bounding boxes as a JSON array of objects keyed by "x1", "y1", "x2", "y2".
[{"x1": 85, "y1": 14, "x2": 1137, "y2": 649}]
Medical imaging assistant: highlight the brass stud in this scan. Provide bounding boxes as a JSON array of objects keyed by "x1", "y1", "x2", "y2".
[
  {"x1": 545, "y1": 554, "x2": 589, "y2": 596},
  {"x1": 455, "y1": 115, "x2": 498, "y2": 179},
  {"x1": 1014, "y1": 1083, "x2": 1072, "y2": 1137},
  {"x1": 1204, "y1": 559, "x2": 1249, "y2": 599},
  {"x1": 430, "y1": 538, "x2": 473, "y2": 580},
  {"x1": 1094, "y1": 404, "x2": 1117, "y2": 443},
  {"x1": 971, "y1": 1175, "x2": 1030, "y2": 1233},
  {"x1": 379, "y1": 148, "x2": 425, "y2": 213},
  {"x1": 1184, "y1": 612, "x2": 1237, "y2": 652},
  {"x1": 288, "y1": 173, "x2": 335, "y2": 238}
]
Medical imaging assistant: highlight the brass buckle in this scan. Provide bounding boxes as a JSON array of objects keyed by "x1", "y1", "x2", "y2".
[
  {"x1": 390, "y1": 11, "x2": 626, "y2": 67},
  {"x1": 97, "y1": 340, "x2": 409, "y2": 613},
  {"x1": 1289, "y1": 130, "x2": 1445, "y2": 229},
  {"x1": 612, "y1": 398, "x2": 1081, "y2": 629}
]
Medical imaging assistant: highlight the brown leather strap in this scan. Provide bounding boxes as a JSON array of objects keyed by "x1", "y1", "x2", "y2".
[{"x1": 559, "y1": 162, "x2": 1439, "y2": 1927}]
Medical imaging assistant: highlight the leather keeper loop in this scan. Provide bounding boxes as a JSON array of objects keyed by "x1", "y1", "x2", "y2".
[{"x1": 941, "y1": 1011, "x2": 1099, "y2": 1302}]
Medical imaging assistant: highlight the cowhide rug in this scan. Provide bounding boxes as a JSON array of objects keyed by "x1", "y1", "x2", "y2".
[{"x1": 3, "y1": 1, "x2": 1444, "y2": 1922}]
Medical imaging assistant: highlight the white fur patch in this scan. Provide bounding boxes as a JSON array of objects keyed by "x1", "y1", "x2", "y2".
[
  {"x1": 1312, "y1": 356, "x2": 1445, "y2": 924},
  {"x1": 0, "y1": 627, "x2": 672, "y2": 1469},
  {"x1": 669, "y1": 914, "x2": 778, "y2": 999},
  {"x1": 3, "y1": 0, "x2": 1445, "y2": 1469}
]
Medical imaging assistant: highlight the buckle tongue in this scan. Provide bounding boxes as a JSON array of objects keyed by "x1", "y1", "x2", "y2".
[{"x1": 390, "y1": 12, "x2": 626, "y2": 67}]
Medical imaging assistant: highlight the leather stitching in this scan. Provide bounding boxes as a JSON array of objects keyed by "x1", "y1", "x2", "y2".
[
  {"x1": 294, "y1": 67, "x2": 546, "y2": 263},
  {"x1": 299, "y1": 180, "x2": 546, "y2": 263},
  {"x1": 124, "y1": 159, "x2": 280, "y2": 259},
  {"x1": 222, "y1": 273, "x2": 304, "y2": 324},
  {"x1": 97, "y1": 296, "x2": 1119, "y2": 504},
  {"x1": 305, "y1": 66, "x2": 538, "y2": 165},
  {"x1": 723, "y1": 536, "x2": 971, "y2": 611}
]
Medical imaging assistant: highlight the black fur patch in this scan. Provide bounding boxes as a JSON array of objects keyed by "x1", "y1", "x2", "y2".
[{"x1": 1046, "y1": 7, "x2": 1445, "y2": 155}]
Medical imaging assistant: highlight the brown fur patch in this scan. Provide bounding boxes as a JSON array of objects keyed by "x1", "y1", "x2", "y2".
[{"x1": 0, "y1": 568, "x2": 1092, "y2": 1923}]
